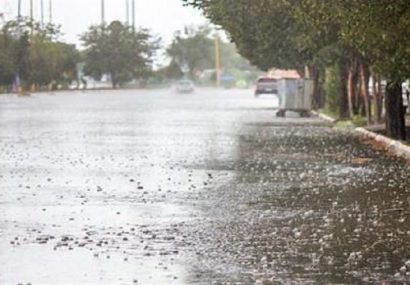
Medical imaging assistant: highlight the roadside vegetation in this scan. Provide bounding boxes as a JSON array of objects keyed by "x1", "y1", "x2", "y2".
[
  {"x1": 184, "y1": 0, "x2": 410, "y2": 140},
  {"x1": 0, "y1": 17, "x2": 259, "y2": 91},
  {"x1": 2, "y1": 1, "x2": 409, "y2": 140},
  {"x1": 80, "y1": 21, "x2": 160, "y2": 89},
  {"x1": 161, "y1": 25, "x2": 260, "y2": 85},
  {"x1": 0, "y1": 19, "x2": 79, "y2": 92}
]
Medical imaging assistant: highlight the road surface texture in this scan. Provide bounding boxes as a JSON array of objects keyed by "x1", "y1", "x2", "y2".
[{"x1": 0, "y1": 89, "x2": 409, "y2": 285}]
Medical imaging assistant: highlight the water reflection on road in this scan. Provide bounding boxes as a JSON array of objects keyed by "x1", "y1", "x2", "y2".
[{"x1": 0, "y1": 89, "x2": 409, "y2": 284}]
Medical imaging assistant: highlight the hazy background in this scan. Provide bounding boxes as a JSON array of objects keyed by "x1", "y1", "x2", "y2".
[{"x1": 0, "y1": 0, "x2": 207, "y2": 46}]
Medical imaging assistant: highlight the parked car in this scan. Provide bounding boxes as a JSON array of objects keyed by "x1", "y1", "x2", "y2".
[
  {"x1": 255, "y1": 77, "x2": 278, "y2": 97},
  {"x1": 176, "y1": 80, "x2": 195, "y2": 94}
]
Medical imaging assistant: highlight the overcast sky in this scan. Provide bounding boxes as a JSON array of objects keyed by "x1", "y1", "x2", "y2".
[{"x1": 1, "y1": 0, "x2": 207, "y2": 46}]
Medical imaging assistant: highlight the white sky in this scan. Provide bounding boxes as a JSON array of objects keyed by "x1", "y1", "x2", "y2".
[{"x1": 1, "y1": 0, "x2": 208, "y2": 46}]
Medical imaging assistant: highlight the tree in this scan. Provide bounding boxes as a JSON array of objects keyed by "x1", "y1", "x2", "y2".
[
  {"x1": 183, "y1": 0, "x2": 336, "y2": 109},
  {"x1": 166, "y1": 26, "x2": 215, "y2": 79},
  {"x1": 155, "y1": 59, "x2": 184, "y2": 81},
  {"x1": 0, "y1": 19, "x2": 80, "y2": 92},
  {"x1": 28, "y1": 37, "x2": 79, "y2": 89},
  {"x1": 0, "y1": 26, "x2": 17, "y2": 88},
  {"x1": 81, "y1": 21, "x2": 159, "y2": 88},
  {"x1": 334, "y1": 1, "x2": 410, "y2": 139},
  {"x1": 185, "y1": 1, "x2": 306, "y2": 71},
  {"x1": 166, "y1": 25, "x2": 259, "y2": 82},
  {"x1": 185, "y1": 0, "x2": 409, "y2": 139}
]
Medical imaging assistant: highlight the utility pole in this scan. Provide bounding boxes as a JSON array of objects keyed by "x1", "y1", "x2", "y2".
[
  {"x1": 30, "y1": 0, "x2": 34, "y2": 35},
  {"x1": 17, "y1": 0, "x2": 22, "y2": 21},
  {"x1": 49, "y1": 0, "x2": 52, "y2": 23},
  {"x1": 16, "y1": 0, "x2": 22, "y2": 94},
  {"x1": 132, "y1": 0, "x2": 135, "y2": 32},
  {"x1": 101, "y1": 0, "x2": 105, "y2": 25},
  {"x1": 41, "y1": 0, "x2": 44, "y2": 26},
  {"x1": 125, "y1": 0, "x2": 130, "y2": 25},
  {"x1": 30, "y1": 0, "x2": 34, "y2": 22},
  {"x1": 214, "y1": 35, "x2": 221, "y2": 88}
]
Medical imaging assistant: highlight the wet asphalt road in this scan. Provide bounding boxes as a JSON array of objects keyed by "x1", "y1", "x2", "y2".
[{"x1": 0, "y1": 89, "x2": 409, "y2": 285}]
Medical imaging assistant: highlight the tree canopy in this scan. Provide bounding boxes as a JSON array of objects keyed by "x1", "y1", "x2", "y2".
[
  {"x1": 184, "y1": 0, "x2": 410, "y2": 139},
  {"x1": 0, "y1": 19, "x2": 79, "y2": 91},
  {"x1": 166, "y1": 26, "x2": 215, "y2": 78},
  {"x1": 165, "y1": 25, "x2": 259, "y2": 82},
  {"x1": 81, "y1": 21, "x2": 160, "y2": 88}
]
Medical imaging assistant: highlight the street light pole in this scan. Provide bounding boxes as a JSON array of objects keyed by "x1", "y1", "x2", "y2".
[
  {"x1": 101, "y1": 0, "x2": 105, "y2": 25},
  {"x1": 125, "y1": 0, "x2": 129, "y2": 26},
  {"x1": 41, "y1": 0, "x2": 44, "y2": 26},
  {"x1": 30, "y1": 0, "x2": 34, "y2": 22},
  {"x1": 29, "y1": 0, "x2": 35, "y2": 35},
  {"x1": 49, "y1": 0, "x2": 52, "y2": 23},
  {"x1": 16, "y1": 0, "x2": 22, "y2": 94},
  {"x1": 132, "y1": 0, "x2": 135, "y2": 32},
  {"x1": 18, "y1": 0, "x2": 21, "y2": 19}
]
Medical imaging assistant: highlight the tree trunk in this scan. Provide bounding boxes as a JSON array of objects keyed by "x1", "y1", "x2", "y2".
[
  {"x1": 385, "y1": 81, "x2": 406, "y2": 140},
  {"x1": 308, "y1": 65, "x2": 324, "y2": 110},
  {"x1": 373, "y1": 74, "x2": 383, "y2": 123},
  {"x1": 355, "y1": 75, "x2": 362, "y2": 115},
  {"x1": 339, "y1": 61, "x2": 350, "y2": 119},
  {"x1": 359, "y1": 62, "x2": 372, "y2": 124},
  {"x1": 347, "y1": 61, "x2": 357, "y2": 118}
]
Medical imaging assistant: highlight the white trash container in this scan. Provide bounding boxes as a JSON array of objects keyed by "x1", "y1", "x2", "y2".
[{"x1": 276, "y1": 79, "x2": 314, "y2": 117}]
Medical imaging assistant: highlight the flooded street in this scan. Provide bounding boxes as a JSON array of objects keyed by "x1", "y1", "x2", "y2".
[{"x1": 0, "y1": 89, "x2": 409, "y2": 284}]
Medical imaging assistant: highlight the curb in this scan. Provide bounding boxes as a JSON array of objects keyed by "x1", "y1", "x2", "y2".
[
  {"x1": 314, "y1": 111, "x2": 410, "y2": 161},
  {"x1": 311, "y1": 111, "x2": 337, "y2": 123},
  {"x1": 355, "y1": 127, "x2": 410, "y2": 161}
]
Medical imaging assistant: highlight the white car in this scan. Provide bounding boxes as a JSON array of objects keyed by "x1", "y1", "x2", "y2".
[{"x1": 176, "y1": 80, "x2": 195, "y2": 94}]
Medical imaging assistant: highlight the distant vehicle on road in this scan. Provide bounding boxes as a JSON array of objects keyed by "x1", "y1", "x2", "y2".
[
  {"x1": 176, "y1": 80, "x2": 195, "y2": 94},
  {"x1": 254, "y1": 77, "x2": 278, "y2": 97}
]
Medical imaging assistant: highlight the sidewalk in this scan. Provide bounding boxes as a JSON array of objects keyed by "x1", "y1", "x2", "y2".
[
  {"x1": 316, "y1": 112, "x2": 410, "y2": 161},
  {"x1": 365, "y1": 115, "x2": 410, "y2": 144}
]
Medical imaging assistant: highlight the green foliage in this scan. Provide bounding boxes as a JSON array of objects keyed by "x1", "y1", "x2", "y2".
[
  {"x1": 29, "y1": 37, "x2": 79, "y2": 87},
  {"x1": 81, "y1": 21, "x2": 160, "y2": 88},
  {"x1": 318, "y1": 108, "x2": 338, "y2": 120},
  {"x1": 0, "y1": 28, "x2": 17, "y2": 86},
  {"x1": 166, "y1": 26, "x2": 214, "y2": 79},
  {"x1": 185, "y1": 0, "x2": 410, "y2": 83},
  {"x1": 166, "y1": 25, "x2": 260, "y2": 82},
  {"x1": 0, "y1": 19, "x2": 80, "y2": 91},
  {"x1": 335, "y1": 1, "x2": 410, "y2": 82},
  {"x1": 351, "y1": 115, "x2": 368, "y2": 127},
  {"x1": 155, "y1": 60, "x2": 184, "y2": 82},
  {"x1": 184, "y1": 0, "x2": 410, "y2": 136},
  {"x1": 183, "y1": 0, "x2": 330, "y2": 72}
]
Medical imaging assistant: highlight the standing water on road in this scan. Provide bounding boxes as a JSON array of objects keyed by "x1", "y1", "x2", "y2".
[{"x1": 0, "y1": 89, "x2": 409, "y2": 284}]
